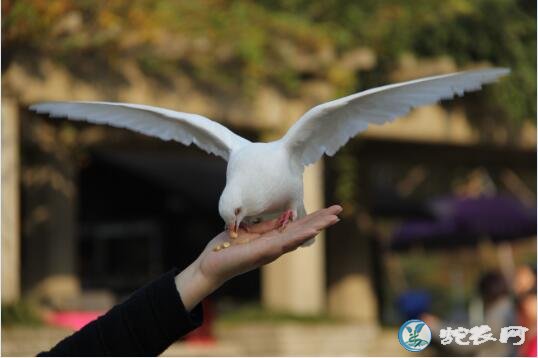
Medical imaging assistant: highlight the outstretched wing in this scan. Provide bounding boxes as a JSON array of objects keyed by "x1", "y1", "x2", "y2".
[
  {"x1": 29, "y1": 101, "x2": 251, "y2": 161},
  {"x1": 281, "y1": 68, "x2": 509, "y2": 166}
]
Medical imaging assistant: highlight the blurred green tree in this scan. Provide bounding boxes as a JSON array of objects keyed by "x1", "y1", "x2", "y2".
[{"x1": 3, "y1": 0, "x2": 535, "y2": 127}]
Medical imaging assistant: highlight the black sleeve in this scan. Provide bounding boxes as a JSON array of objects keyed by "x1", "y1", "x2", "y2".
[{"x1": 38, "y1": 269, "x2": 203, "y2": 356}]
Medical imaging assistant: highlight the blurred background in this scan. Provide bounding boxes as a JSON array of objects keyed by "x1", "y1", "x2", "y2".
[{"x1": 1, "y1": 0, "x2": 536, "y2": 356}]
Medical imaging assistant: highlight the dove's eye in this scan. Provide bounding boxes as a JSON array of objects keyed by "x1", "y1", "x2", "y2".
[{"x1": 234, "y1": 208, "x2": 241, "y2": 215}]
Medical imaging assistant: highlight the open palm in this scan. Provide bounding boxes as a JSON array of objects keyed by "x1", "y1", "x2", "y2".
[
  {"x1": 175, "y1": 205, "x2": 342, "y2": 311},
  {"x1": 197, "y1": 205, "x2": 342, "y2": 287}
]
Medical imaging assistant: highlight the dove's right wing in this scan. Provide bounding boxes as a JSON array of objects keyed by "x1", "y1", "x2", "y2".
[
  {"x1": 281, "y1": 68, "x2": 509, "y2": 166},
  {"x1": 30, "y1": 101, "x2": 251, "y2": 161}
]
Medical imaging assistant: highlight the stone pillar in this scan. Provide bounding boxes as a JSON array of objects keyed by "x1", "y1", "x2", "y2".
[
  {"x1": 327, "y1": 265, "x2": 378, "y2": 321},
  {"x1": 261, "y1": 161, "x2": 326, "y2": 314},
  {"x1": 2, "y1": 97, "x2": 21, "y2": 303},
  {"x1": 326, "y1": 213, "x2": 378, "y2": 322},
  {"x1": 20, "y1": 112, "x2": 80, "y2": 306}
]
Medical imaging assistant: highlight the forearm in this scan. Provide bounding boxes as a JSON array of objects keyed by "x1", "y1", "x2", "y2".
[
  {"x1": 41, "y1": 269, "x2": 203, "y2": 356},
  {"x1": 174, "y1": 258, "x2": 221, "y2": 311}
]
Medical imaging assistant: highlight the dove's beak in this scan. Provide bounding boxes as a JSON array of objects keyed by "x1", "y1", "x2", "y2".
[{"x1": 229, "y1": 220, "x2": 239, "y2": 239}]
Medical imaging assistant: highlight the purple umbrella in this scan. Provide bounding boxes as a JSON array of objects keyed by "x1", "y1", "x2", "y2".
[{"x1": 391, "y1": 195, "x2": 536, "y2": 250}]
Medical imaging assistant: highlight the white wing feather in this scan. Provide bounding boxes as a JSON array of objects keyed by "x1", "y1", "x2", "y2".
[
  {"x1": 29, "y1": 101, "x2": 251, "y2": 161},
  {"x1": 281, "y1": 68, "x2": 510, "y2": 166}
]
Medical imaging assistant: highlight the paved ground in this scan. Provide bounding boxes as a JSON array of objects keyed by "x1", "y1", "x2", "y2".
[{"x1": 2, "y1": 324, "x2": 413, "y2": 356}]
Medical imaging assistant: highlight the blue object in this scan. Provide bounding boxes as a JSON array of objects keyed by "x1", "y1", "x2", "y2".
[{"x1": 397, "y1": 290, "x2": 432, "y2": 320}]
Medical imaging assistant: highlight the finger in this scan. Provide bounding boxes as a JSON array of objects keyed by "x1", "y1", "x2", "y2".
[
  {"x1": 296, "y1": 205, "x2": 342, "y2": 223},
  {"x1": 324, "y1": 204, "x2": 343, "y2": 215},
  {"x1": 284, "y1": 215, "x2": 339, "y2": 246},
  {"x1": 312, "y1": 214, "x2": 340, "y2": 231},
  {"x1": 296, "y1": 232, "x2": 319, "y2": 247},
  {"x1": 268, "y1": 228, "x2": 317, "y2": 256},
  {"x1": 247, "y1": 218, "x2": 280, "y2": 234},
  {"x1": 283, "y1": 229, "x2": 319, "y2": 251},
  {"x1": 249, "y1": 214, "x2": 340, "y2": 266},
  {"x1": 249, "y1": 206, "x2": 342, "y2": 253},
  {"x1": 252, "y1": 204, "x2": 341, "y2": 235},
  {"x1": 308, "y1": 205, "x2": 342, "y2": 220},
  {"x1": 293, "y1": 208, "x2": 325, "y2": 225}
]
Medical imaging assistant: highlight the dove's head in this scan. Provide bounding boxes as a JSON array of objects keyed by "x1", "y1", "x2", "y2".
[{"x1": 218, "y1": 185, "x2": 246, "y2": 239}]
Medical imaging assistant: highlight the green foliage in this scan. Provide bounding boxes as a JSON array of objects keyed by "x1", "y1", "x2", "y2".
[
  {"x1": 2, "y1": 300, "x2": 43, "y2": 327},
  {"x1": 262, "y1": 0, "x2": 536, "y2": 125},
  {"x1": 3, "y1": 0, "x2": 535, "y2": 126},
  {"x1": 334, "y1": 146, "x2": 359, "y2": 214}
]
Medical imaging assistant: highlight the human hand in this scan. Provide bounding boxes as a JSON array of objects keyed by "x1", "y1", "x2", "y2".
[{"x1": 175, "y1": 205, "x2": 342, "y2": 311}]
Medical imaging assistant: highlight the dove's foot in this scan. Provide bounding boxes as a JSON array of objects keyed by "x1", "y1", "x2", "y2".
[
  {"x1": 277, "y1": 210, "x2": 294, "y2": 232},
  {"x1": 239, "y1": 222, "x2": 250, "y2": 233},
  {"x1": 213, "y1": 241, "x2": 231, "y2": 252}
]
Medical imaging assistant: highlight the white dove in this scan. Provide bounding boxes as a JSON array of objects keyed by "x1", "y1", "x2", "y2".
[{"x1": 30, "y1": 67, "x2": 509, "y2": 247}]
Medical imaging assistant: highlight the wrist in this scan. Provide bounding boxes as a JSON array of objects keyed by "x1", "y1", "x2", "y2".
[{"x1": 174, "y1": 260, "x2": 221, "y2": 312}]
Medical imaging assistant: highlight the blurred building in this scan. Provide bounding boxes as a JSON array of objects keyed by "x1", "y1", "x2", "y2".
[{"x1": 2, "y1": 54, "x2": 536, "y2": 328}]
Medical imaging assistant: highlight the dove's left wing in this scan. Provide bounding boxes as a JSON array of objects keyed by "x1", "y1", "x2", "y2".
[
  {"x1": 281, "y1": 68, "x2": 509, "y2": 166},
  {"x1": 30, "y1": 101, "x2": 251, "y2": 161}
]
